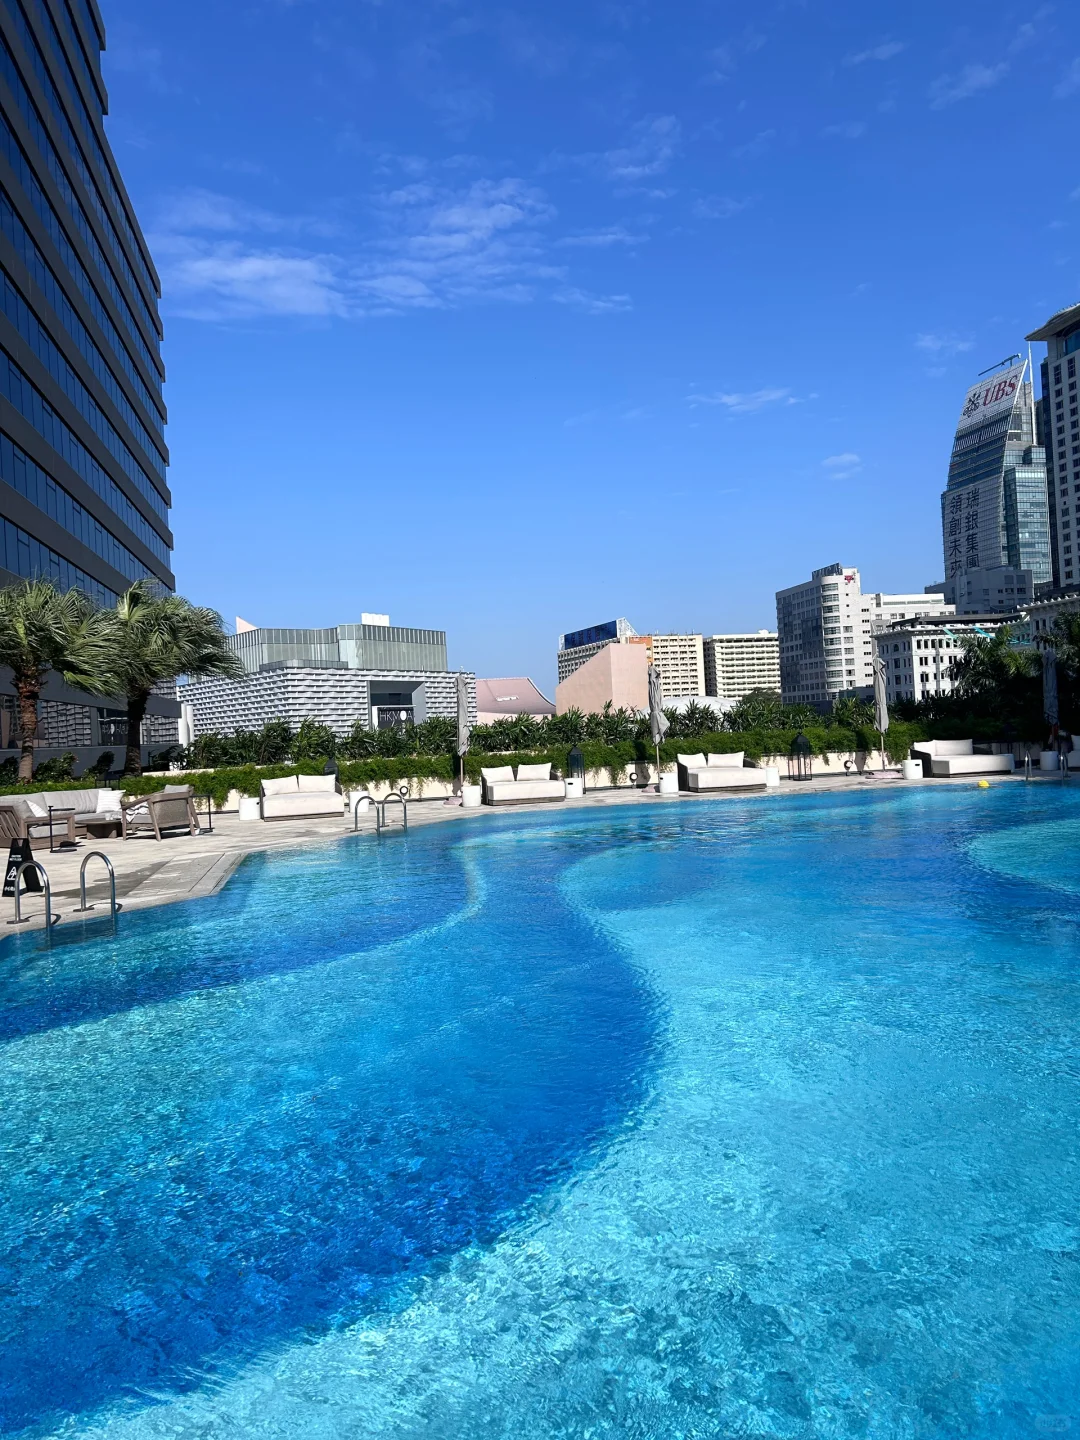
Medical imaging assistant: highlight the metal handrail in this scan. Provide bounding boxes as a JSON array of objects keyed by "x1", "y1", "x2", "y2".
[
  {"x1": 376, "y1": 789, "x2": 409, "y2": 834},
  {"x1": 352, "y1": 793, "x2": 373, "y2": 831},
  {"x1": 1024, "y1": 753, "x2": 1032, "y2": 782},
  {"x1": 72, "y1": 850, "x2": 121, "y2": 917},
  {"x1": 6, "y1": 860, "x2": 56, "y2": 932}
]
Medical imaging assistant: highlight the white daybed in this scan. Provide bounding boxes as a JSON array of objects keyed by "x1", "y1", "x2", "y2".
[
  {"x1": 260, "y1": 773, "x2": 344, "y2": 819},
  {"x1": 677, "y1": 752, "x2": 768, "y2": 792},
  {"x1": 910, "y1": 740, "x2": 1014, "y2": 777},
  {"x1": 480, "y1": 763, "x2": 566, "y2": 806}
]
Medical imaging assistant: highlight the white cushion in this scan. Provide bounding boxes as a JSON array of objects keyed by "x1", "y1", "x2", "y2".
[
  {"x1": 25, "y1": 800, "x2": 46, "y2": 818},
  {"x1": 677, "y1": 753, "x2": 707, "y2": 770},
  {"x1": 481, "y1": 766, "x2": 515, "y2": 783},
  {"x1": 707, "y1": 752, "x2": 744, "y2": 768},
  {"x1": 297, "y1": 773, "x2": 337, "y2": 793},
  {"x1": 686, "y1": 769, "x2": 766, "y2": 790},
  {"x1": 261, "y1": 791, "x2": 344, "y2": 818},
  {"x1": 484, "y1": 779, "x2": 566, "y2": 804},
  {"x1": 96, "y1": 790, "x2": 122, "y2": 811},
  {"x1": 515, "y1": 762, "x2": 552, "y2": 781},
  {"x1": 261, "y1": 775, "x2": 300, "y2": 796}
]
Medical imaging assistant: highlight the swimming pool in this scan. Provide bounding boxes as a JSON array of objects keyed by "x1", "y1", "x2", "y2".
[{"x1": 2, "y1": 784, "x2": 1079, "y2": 1437}]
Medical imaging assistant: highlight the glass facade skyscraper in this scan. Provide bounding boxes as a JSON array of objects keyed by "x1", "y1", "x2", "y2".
[
  {"x1": 1026, "y1": 303, "x2": 1080, "y2": 591},
  {"x1": 0, "y1": 0, "x2": 170, "y2": 604},
  {"x1": 940, "y1": 360, "x2": 1051, "y2": 594}
]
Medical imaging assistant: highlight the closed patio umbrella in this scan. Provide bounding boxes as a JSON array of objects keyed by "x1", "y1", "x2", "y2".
[
  {"x1": 648, "y1": 665, "x2": 669, "y2": 790},
  {"x1": 872, "y1": 654, "x2": 889, "y2": 774},
  {"x1": 1043, "y1": 645, "x2": 1059, "y2": 747},
  {"x1": 456, "y1": 671, "x2": 471, "y2": 790}
]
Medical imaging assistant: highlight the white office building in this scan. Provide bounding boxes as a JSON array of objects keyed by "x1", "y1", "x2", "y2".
[
  {"x1": 776, "y1": 564, "x2": 954, "y2": 705},
  {"x1": 875, "y1": 613, "x2": 1026, "y2": 705},
  {"x1": 647, "y1": 633, "x2": 706, "y2": 698},
  {"x1": 704, "y1": 632, "x2": 780, "y2": 699}
]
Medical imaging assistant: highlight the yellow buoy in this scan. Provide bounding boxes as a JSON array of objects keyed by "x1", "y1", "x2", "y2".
[{"x1": 977, "y1": 780, "x2": 990, "y2": 789}]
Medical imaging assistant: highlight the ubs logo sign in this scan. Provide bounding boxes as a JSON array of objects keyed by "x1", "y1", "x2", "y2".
[{"x1": 957, "y1": 363, "x2": 1025, "y2": 432}]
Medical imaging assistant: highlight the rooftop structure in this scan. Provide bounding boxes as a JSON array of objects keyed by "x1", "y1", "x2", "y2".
[{"x1": 475, "y1": 677, "x2": 554, "y2": 724}]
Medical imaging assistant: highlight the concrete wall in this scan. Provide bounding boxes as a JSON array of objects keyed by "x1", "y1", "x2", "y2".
[{"x1": 555, "y1": 642, "x2": 648, "y2": 715}]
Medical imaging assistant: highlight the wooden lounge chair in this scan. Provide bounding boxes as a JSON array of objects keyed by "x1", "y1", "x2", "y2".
[{"x1": 121, "y1": 785, "x2": 199, "y2": 840}]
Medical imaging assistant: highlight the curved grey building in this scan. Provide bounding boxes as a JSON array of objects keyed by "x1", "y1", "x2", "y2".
[
  {"x1": 939, "y1": 359, "x2": 1050, "y2": 602},
  {"x1": 0, "y1": 0, "x2": 171, "y2": 601}
]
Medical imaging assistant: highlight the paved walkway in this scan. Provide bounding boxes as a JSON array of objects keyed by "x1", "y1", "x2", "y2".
[{"x1": 2, "y1": 768, "x2": 1057, "y2": 933}]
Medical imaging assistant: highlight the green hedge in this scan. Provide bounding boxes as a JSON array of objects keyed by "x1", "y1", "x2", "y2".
[{"x1": 0, "y1": 720, "x2": 932, "y2": 805}]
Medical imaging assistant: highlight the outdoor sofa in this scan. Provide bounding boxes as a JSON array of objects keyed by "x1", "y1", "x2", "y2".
[
  {"x1": 910, "y1": 739, "x2": 1015, "y2": 777},
  {"x1": 677, "y1": 752, "x2": 768, "y2": 792},
  {"x1": 121, "y1": 784, "x2": 200, "y2": 840},
  {"x1": 0, "y1": 786, "x2": 124, "y2": 846},
  {"x1": 259, "y1": 773, "x2": 344, "y2": 820},
  {"x1": 480, "y1": 763, "x2": 567, "y2": 806}
]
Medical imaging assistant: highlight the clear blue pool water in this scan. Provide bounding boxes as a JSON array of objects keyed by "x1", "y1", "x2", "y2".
[{"x1": 2, "y1": 784, "x2": 1079, "y2": 1438}]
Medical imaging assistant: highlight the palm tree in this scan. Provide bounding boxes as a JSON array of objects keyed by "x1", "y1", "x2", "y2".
[
  {"x1": 0, "y1": 579, "x2": 116, "y2": 782},
  {"x1": 106, "y1": 582, "x2": 243, "y2": 775}
]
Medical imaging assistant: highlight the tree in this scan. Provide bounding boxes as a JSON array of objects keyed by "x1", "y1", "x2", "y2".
[
  {"x1": 107, "y1": 582, "x2": 243, "y2": 776},
  {"x1": 0, "y1": 579, "x2": 117, "y2": 781}
]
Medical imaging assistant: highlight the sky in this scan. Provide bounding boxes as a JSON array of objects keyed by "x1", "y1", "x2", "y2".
[{"x1": 99, "y1": 0, "x2": 1080, "y2": 692}]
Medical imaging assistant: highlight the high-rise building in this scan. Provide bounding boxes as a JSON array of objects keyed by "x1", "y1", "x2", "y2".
[
  {"x1": 0, "y1": 0, "x2": 171, "y2": 598},
  {"x1": 939, "y1": 360, "x2": 1050, "y2": 600},
  {"x1": 0, "y1": 0, "x2": 176, "y2": 764},
  {"x1": 776, "y1": 564, "x2": 953, "y2": 705},
  {"x1": 557, "y1": 618, "x2": 640, "y2": 684},
  {"x1": 1026, "y1": 304, "x2": 1080, "y2": 591},
  {"x1": 181, "y1": 615, "x2": 476, "y2": 737},
  {"x1": 646, "y1": 633, "x2": 705, "y2": 698},
  {"x1": 703, "y1": 631, "x2": 779, "y2": 699}
]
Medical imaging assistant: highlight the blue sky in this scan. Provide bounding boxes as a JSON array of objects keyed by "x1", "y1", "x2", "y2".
[{"x1": 101, "y1": 0, "x2": 1080, "y2": 691}]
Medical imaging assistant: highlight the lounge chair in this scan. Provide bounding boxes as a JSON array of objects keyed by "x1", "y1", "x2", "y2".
[
  {"x1": 121, "y1": 785, "x2": 200, "y2": 840},
  {"x1": 259, "y1": 774, "x2": 344, "y2": 820},
  {"x1": 910, "y1": 740, "x2": 1015, "y2": 777},
  {"x1": 0, "y1": 786, "x2": 124, "y2": 846},
  {"x1": 677, "y1": 752, "x2": 769, "y2": 792},
  {"x1": 480, "y1": 763, "x2": 567, "y2": 805}
]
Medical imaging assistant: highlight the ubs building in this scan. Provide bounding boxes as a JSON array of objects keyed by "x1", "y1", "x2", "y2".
[{"x1": 939, "y1": 359, "x2": 1051, "y2": 606}]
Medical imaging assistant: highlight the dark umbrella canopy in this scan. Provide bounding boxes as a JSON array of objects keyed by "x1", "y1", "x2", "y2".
[
  {"x1": 648, "y1": 666, "x2": 670, "y2": 747},
  {"x1": 1043, "y1": 646, "x2": 1059, "y2": 729}
]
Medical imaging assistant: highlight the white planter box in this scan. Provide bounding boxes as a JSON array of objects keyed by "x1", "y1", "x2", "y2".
[
  {"x1": 565, "y1": 777, "x2": 585, "y2": 798},
  {"x1": 238, "y1": 796, "x2": 260, "y2": 821},
  {"x1": 1040, "y1": 750, "x2": 1059, "y2": 771},
  {"x1": 764, "y1": 766, "x2": 780, "y2": 788},
  {"x1": 902, "y1": 759, "x2": 923, "y2": 780},
  {"x1": 461, "y1": 784, "x2": 482, "y2": 808},
  {"x1": 658, "y1": 774, "x2": 678, "y2": 794}
]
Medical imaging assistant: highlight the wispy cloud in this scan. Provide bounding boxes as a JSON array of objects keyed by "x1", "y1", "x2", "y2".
[
  {"x1": 154, "y1": 176, "x2": 634, "y2": 322},
  {"x1": 690, "y1": 387, "x2": 806, "y2": 413},
  {"x1": 705, "y1": 27, "x2": 767, "y2": 83},
  {"x1": 732, "y1": 130, "x2": 775, "y2": 161},
  {"x1": 929, "y1": 62, "x2": 1007, "y2": 108},
  {"x1": 555, "y1": 226, "x2": 647, "y2": 247},
  {"x1": 1055, "y1": 58, "x2": 1080, "y2": 98},
  {"x1": 822, "y1": 121, "x2": 867, "y2": 140},
  {"x1": 823, "y1": 452, "x2": 862, "y2": 478},
  {"x1": 844, "y1": 41, "x2": 905, "y2": 65},
  {"x1": 598, "y1": 115, "x2": 681, "y2": 183},
  {"x1": 553, "y1": 286, "x2": 632, "y2": 314},
  {"x1": 915, "y1": 332, "x2": 975, "y2": 356},
  {"x1": 693, "y1": 195, "x2": 752, "y2": 219}
]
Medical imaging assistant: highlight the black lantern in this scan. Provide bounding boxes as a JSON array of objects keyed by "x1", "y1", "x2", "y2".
[
  {"x1": 567, "y1": 745, "x2": 586, "y2": 793},
  {"x1": 789, "y1": 731, "x2": 813, "y2": 782}
]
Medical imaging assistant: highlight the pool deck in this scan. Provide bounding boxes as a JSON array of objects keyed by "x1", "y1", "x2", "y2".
[{"x1": 2, "y1": 768, "x2": 1062, "y2": 932}]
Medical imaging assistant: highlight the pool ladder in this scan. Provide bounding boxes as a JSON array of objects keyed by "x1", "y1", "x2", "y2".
[
  {"x1": 72, "y1": 851, "x2": 122, "y2": 919},
  {"x1": 352, "y1": 788, "x2": 409, "y2": 835},
  {"x1": 6, "y1": 859, "x2": 58, "y2": 935}
]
